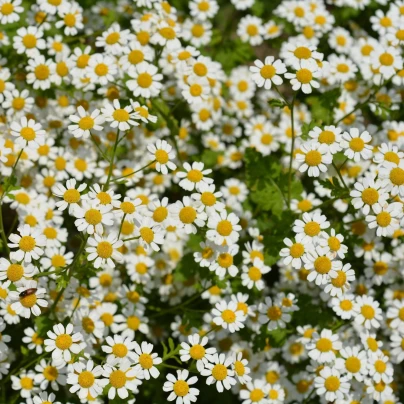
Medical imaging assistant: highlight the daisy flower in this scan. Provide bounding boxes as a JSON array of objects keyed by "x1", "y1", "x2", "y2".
[
  {"x1": 68, "y1": 106, "x2": 105, "y2": 139},
  {"x1": 67, "y1": 360, "x2": 106, "y2": 399},
  {"x1": 325, "y1": 262, "x2": 355, "y2": 296},
  {"x1": 340, "y1": 128, "x2": 373, "y2": 162},
  {"x1": 206, "y1": 211, "x2": 241, "y2": 246},
  {"x1": 135, "y1": 216, "x2": 165, "y2": 252},
  {"x1": 102, "y1": 358, "x2": 142, "y2": 400},
  {"x1": 212, "y1": 300, "x2": 246, "y2": 333},
  {"x1": 241, "y1": 258, "x2": 271, "y2": 290},
  {"x1": 9, "y1": 280, "x2": 48, "y2": 318},
  {"x1": 0, "y1": 0, "x2": 23, "y2": 24},
  {"x1": 353, "y1": 295, "x2": 383, "y2": 329},
  {"x1": 32, "y1": 392, "x2": 61, "y2": 404},
  {"x1": 86, "y1": 233, "x2": 123, "y2": 269},
  {"x1": 249, "y1": 56, "x2": 287, "y2": 89},
  {"x1": 101, "y1": 99, "x2": 140, "y2": 131},
  {"x1": 192, "y1": 183, "x2": 225, "y2": 214},
  {"x1": 127, "y1": 61, "x2": 163, "y2": 98},
  {"x1": 200, "y1": 353, "x2": 236, "y2": 393},
  {"x1": 53, "y1": 179, "x2": 87, "y2": 215},
  {"x1": 335, "y1": 346, "x2": 368, "y2": 382},
  {"x1": 10, "y1": 117, "x2": 46, "y2": 150},
  {"x1": 56, "y1": 3, "x2": 84, "y2": 36},
  {"x1": 296, "y1": 141, "x2": 332, "y2": 177},
  {"x1": 231, "y1": 352, "x2": 251, "y2": 385},
  {"x1": 132, "y1": 341, "x2": 162, "y2": 380},
  {"x1": 306, "y1": 329, "x2": 342, "y2": 363},
  {"x1": 314, "y1": 367, "x2": 350, "y2": 402},
  {"x1": 365, "y1": 202, "x2": 402, "y2": 237},
  {"x1": 13, "y1": 26, "x2": 46, "y2": 57},
  {"x1": 177, "y1": 161, "x2": 213, "y2": 192},
  {"x1": 308, "y1": 125, "x2": 342, "y2": 155},
  {"x1": 163, "y1": 369, "x2": 199, "y2": 404},
  {"x1": 8, "y1": 225, "x2": 46, "y2": 263},
  {"x1": 130, "y1": 100, "x2": 158, "y2": 124},
  {"x1": 258, "y1": 296, "x2": 291, "y2": 331},
  {"x1": 386, "y1": 299, "x2": 404, "y2": 330},
  {"x1": 350, "y1": 177, "x2": 389, "y2": 215},
  {"x1": 74, "y1": 200, "x2": 114, "y2": 235},
  {"x1": 317, "y1": 229, "x2": 348, "y2": 259},
  {"x1": 285, "y1": 60, "x2": 321, "y2": 94},
  {"x1": 180, "y1": 334, "x2": 217, "y2": 371},
  {"x1": 379, "y1": 160, "x2": 404, "y2": 198},
  {"x1": 0, "y1": 257, "x2": 35, "y2": 284},
  {"x1": 367, "y1": 351, "x2": 394, "y2": 384},
  {"x1": 44, "y1": 323, "x2": 84, "y2": 364},
  {"x1": 239, "y1": 379, "x2": 270, "y2": 404},
  {"x1": 293, "y1": 212, "x2": 330, "y2": 243},
  {"x1": 147, "y1": 139, "x2": 176, "y2": 175}
]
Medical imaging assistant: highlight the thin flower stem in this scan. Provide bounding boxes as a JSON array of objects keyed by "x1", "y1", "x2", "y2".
[
  {"x1": 103, "y1": 129, "x2": 120, "y2": 191},
  {"x1": 0, "y1": 203, "x2": 10, "y2": 257},
  {"x1": 112, "y1": 160, "x2": 156, "y2": 183},
  {"x1": 90, "y1": 132, "x2": 109, "y2": 161},
  {"x1": 332, "y1": 161, "x2": 349, "y2": 190},
  {"x1": 287, "y1": 94, "x2": 297, "y2": 208},
  {"x1": 118, "y1": 214, "x2": 127, "y2": 239},
  {"x1": 122, "y1": 235, "x2": 140, "y2": 242}
]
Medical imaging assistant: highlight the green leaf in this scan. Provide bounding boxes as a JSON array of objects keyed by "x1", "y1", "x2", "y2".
[
  {"x1": 250, "y1": 182, "x2": 283, "y2": 217},
  {"x1": 268, "y1": 98, "x2": 286, "y2": 108},
  {"x1": 168, "y1": 338, "x2": 175, "y2": 351}
]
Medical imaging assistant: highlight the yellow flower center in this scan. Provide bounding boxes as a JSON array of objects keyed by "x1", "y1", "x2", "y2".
[
  {"x1": 153, "y1": 206, "x2": 168, "y2": 222},
  {"x1": 6, "y1": 264, "x2": 24, "y2": 282},
  {"x1": 95, "y1": 63, "x2": 108, "y2": 76},
  {"x1": 64, "y1": 13, "x2": 76, "y2": 27},
  {"x1": 201, "y1": 192, "x2": 216, "y2": 206},
  {"x1": 316, "y1": 338, "x2": 332, "y2": 352},
  {"x1": 173, "y1": 380, "x2": 189, "y2": 397},
  {"x1": 113, "y1": 108, "x2": 129, "y2": 122},
  {"x1": 390, "y1": 167, "x2": 404, "y2": 185},
  {"x1": 112, "y1": 344, "x2": 128, "y2": 358},
  {"x1": 20, "y1": 377, "x2": 33, "y2": 390},
  {"x1": 248, "y1": 266, "x2": 262, "y2": 281},
  {"x1": 78, "y1": 371, "x2": 95, "y2": 388},
  {"x1": 20, "y1": 127, "x2": 36, "y2": 141},
  {"x1": 376, "y1": 212, "x2": 391, "y2": 227},
  {"x1": 20, "y1": 293, "x2": 37, "y2": 308},
  {"x1": 137, "y1": 72, "x2": 153, "y2": 88},
  {"x1": 155, "y1": 149, "x2": 169, "y2": 164},
  {"x1": 97, "y1": 241, "x2": 113, "y2": 258},
  {"x1": 106, "y1": 32, "x2": 120, "y2": 45},
  {"x1": 63, "y1": 189, "x2": 80, "y2": 203},
  {"x1": 296, "y1": 68, "x2": 313, "y2": 84},
  {"x1": 374, "y1": 360, "x2": 386, "y2": 373},
  {"x1": 328, "y1": 236, "x2": 341, "y2": 251},
  {"x1": 221, "y1": 309, "x2": 236, "y2": 323},
  {"x1": 314, "y1": 256, "x2": 332, "y2": 274},
  {"x1": 260, "y1": 65, "x2": 276, "y2": 79},
  {"x1": 127, "y1": 315, "x2": 140, "y2": 330},
  {"x1": 324, "y1": 376, "x2": 340, "y2": 392},
  {"x1": 304, "y1": 221, "x2": 320, "y2": 236},
  {"x1": 189, "y1": 344, "x2": 205, "y2": 360},
  {"x1": 22, "y1": 34, "x2": 37, "y2": 49},
  {"x1": 128, "y1": 50, "x2": 144, "y2": 65},
  {"x1": 290, "y1": 243, "x2": 304, "y2": 258},
  {"x1": 331, "y1": 270, "x2": 346, "y2": 288},
  {"x1": 140, "y1": 227, "x2": 154, "y2": 243},
  {"x1": 217, "y1": 220, "x2": 232, "y2": 236},
  {"x1": 318, "y1": 130, "x2": 335, "y2": 144},
  {"x1": 349, "y1": 137, "x2": 365, "y2": 152},
  {"x1": 212, "y1": 364, "x2": 227, "y2": 381},
  {"x1": 35, "y1": 64, "x2": 50, "y2": 80},
  {"x1": 179, "y1": 206, "x2": 196, "y2": 224},
  {"x1": 250, "y1": 389, "x2": 265, "y2": 402},
  {"x1": 78, "y1": 116, "x2": 94, "y2": 130},
  {"x1": 361, "y1": 304, "x2": 375, "y2": 319},
  {"x1": 85, "y1": 209, "x2": 102, "y2": 225},
  {"x1": 361, "y1": 188, "x2": 379, "y2": 205},
  {"x1": 139, "y1": 353, "x2": 153, "y2": 369},
  {"x1": 19, "y1": 236, "x2": 36, "y2": 252},
  {"x1": 55, "y1": 333, "x2": 73, "y2": 350},
  {"x1": 305, "y1": 150, "x2": 322, "y2": 166},
  {"x1": 267, "y1": 306, "x2": 282, "y2": 320}
]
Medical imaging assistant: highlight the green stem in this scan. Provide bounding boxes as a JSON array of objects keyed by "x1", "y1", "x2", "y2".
[
  {"x1": 0, "y1": 203, "x2": 9, "y2": 257},
  {"x1": 332, "y1": 161, "x2": 349, "y2": 190},
  {"x1": 287, "y1": 95, "x2": 296, "y2": 208},
  {"x1": 103, "y1": 129, "x2": 120, "y2": 191},
  {"x1": 90, "y1": 132, "x2": 109, "y2": 161},
  {"x1": 112, "y1": 160, "x2": 156, "y2": 183},
  {"x1": 122, "y1": 235, "x2": 140, "y2": 242},
  {"x1": 118, "y1": 214, "x2": 126, "y2": 239}
]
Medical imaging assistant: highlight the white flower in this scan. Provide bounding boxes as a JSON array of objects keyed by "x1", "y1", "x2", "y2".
[
  {"x1": 177, "y1": 162, "x2": 213, "y2": 191},
  {"x1": 340, "y1": 128, "x2": 373, "y2": 162},
  {"x1": 102, "y1": 358, "x2": 142, "y2": 400},
  {"x1": 101, "y1": 99, "x2": 140, "y2": 131},
  {"x1": 9, "y1": 280, "x2": 48, "y2": 318},
  {"x1": 296, "y1": 141, "x2": 332, "y2": 177},
  {"x1": 163, "y1": 369, "x2": 199, "y2": 403},
  {"x1": 10, "y1": 117, "x2": 46, "y2": 149},
  {"x1": 258, "y1": 296, "x2": 291, "y2": 331},
  {"x1": 180, "y1": 333, "x2": 217, "y2": 372},
  {"x1": 306, "y1": 329, "x2": 342, "y2": 363},
  {"x1": 53, "y1": 179, "x2": 87, "y2": 215},
  {"x1": 67, "y1": 360, "x2": 106, "y2": 399},
  {"x1": 74, "y1": 200, "x2": 114, "y2": 235},
  {"x1": 206, "y1": 211, "x2": 241, "y2": 246},
  {"x1": 200, "y1": 353, "x2": 236, "y2": 392},
  {"x1": 212, "y1": 300, "x2": 246, "y2": 333},
  {"x1": 132, "y1": 341, "x2": 162, "y2": 380},
  {"x1": 249, "y1": 56, "x2": 286, "y2": 89},
  {"x1": 285, "y1": 60, "x2": 321, "y2": 94},
  {"x1": 314, "y1": 367, "x2": 350, "y2": 402},
  {"x1": 127, "y1": 61, "x2": 163, "y2": 98},
  {"x1": 44, "y1": 323, "x2": 84, "y2": 364},
  {"x1": 353, "y1": 295, "x2": 383, "y2": 329},
  {"x1": 239, "y1": 379, "x2": 270, "y2": 404},
  {"x1": 86, "y1": 233, "x2": 123, "y2": 269},
  {"x1": 8, "y1": 225, "x2": 46, "y2": 263},
  {"x1": 350, "y1": 177, "x2": 389, "y2": 215},
  {"x1": 68, "y1": 106, "x2": 105, "y2": 139},
  {"x1": 365, "y1": 202, "x2": 402, "y2": 237}
]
